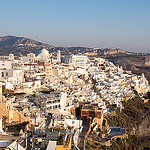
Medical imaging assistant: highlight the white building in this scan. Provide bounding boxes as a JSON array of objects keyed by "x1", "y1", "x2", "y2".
[
  {"x1": 60, "y1": 92, "x2": 67, "y2": 108},
  {"x1": 0, "y1": 69, "x2": 24, "y2": 89},
  {"x1": 57, "y1": 50, "x2": 61, "y2": 63},
  {"x1": 70, "y1": 55, "x2": 89, "y2": 68},
  {"x1": 37, "y1": 48, "x2": 50, "y2": 62},
  {"x1": 0, "y1": 60, "x2": 12, "y2": 70}
]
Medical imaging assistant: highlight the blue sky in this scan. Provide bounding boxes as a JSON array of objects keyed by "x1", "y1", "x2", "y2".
[{"x1": 0, "y1": 0, "x2": 150, "y2": 52}]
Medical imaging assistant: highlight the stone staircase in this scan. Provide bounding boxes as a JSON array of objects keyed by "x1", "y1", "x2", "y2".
[{"x1": 77, "y1": 121, "x2": 90, "y2": 150}]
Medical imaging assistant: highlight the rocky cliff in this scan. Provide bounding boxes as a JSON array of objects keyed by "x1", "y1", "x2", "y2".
[{"x1": 97, "y1": 48, "x2": 134, "y2": 56}]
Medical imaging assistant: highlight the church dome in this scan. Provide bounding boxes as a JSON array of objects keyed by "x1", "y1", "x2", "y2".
[
  {"x1": 40, "y1": 48, "x2": 49, "y2": 55},
  {"x1": 37, "y1": 48, "x2": 50, "y2": 61}
]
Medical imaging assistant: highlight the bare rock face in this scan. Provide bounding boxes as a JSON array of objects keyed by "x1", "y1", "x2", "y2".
[
  {"x1": 145, "y1": 56, "x2": 150, "y2": 66},
  {"x1": 97, "y1": 48, "x2": 133, "y2": 56},
  {"x1": 138, "y1": 115, "x2": 150, "y2": 137}
]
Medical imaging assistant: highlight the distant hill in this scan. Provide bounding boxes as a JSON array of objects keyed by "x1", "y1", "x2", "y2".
[
  {"x1": 97, "y1": 48, "x2": 134, "y2": 56},
  {"x1": 0, "y1": 35, "x2": 149, "y2": 57},
  {"x1": 0, "y1": 35, "x2": 45, "y2": 47},
  {"x1": 0, "y1": 35, "x2": 139, "y2": 56},
  {"x1": 0, "y1": 35, "x2": 54, "y2": 56}
]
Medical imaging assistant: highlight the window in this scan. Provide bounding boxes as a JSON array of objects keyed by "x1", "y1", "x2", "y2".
[
  {"x1": 1, "y1": 72, "x2": 4, "y2": 77},
  {"x1": 6, "y1": 72, "x2": 8, "y2": 76}
]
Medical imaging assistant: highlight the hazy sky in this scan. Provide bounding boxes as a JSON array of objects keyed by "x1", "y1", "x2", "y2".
[{"x1": 0, "y1": 0, "x2": 150, "y2": 53}]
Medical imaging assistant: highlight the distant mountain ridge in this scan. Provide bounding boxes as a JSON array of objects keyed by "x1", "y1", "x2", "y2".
[
  {"x1": 0, "y1": 35, "x2": 54, "y2": 56},
  {"x1": 0, "y1": 35, "x2": 42, "y2": 46},
  {"x1": 0, "y1": 35, "x2": 146, "y2": 56},
  {"x1": 97, "y1": 48, "x2": 134, "y2": 56}
]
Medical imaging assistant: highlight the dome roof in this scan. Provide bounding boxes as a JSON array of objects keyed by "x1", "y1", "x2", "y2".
[
  {"x1": 37, "y1": 48, "x2": 50, "y2": 61},
  {"x1": 40, "y1": 48, "x2": 49, "y2": 55}
]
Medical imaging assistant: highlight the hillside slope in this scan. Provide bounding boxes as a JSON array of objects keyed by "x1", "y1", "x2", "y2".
[
  {"x1": 0, "y1": 35, "x2": 140, "y2": 56},
  {"x1": 0, "y1": 35, "x2": 54, "y2": 55}
]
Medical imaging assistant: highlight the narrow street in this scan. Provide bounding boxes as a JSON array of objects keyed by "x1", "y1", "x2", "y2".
[{"x1": 77, "y1": 121, "x2": 90, "y2": 150}]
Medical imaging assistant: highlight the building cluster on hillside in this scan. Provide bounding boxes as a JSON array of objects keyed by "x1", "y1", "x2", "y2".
[{"x1": 0, "y1": 49, "x2": 149, "y2": 149}]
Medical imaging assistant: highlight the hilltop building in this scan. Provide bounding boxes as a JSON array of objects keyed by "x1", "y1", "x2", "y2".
[
  {"x1": 135, "y1": 73, "x2": 149, "y2": 94},
  {"x1": 57, "y1": 50, "x2": 61, "y2": 63}
]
